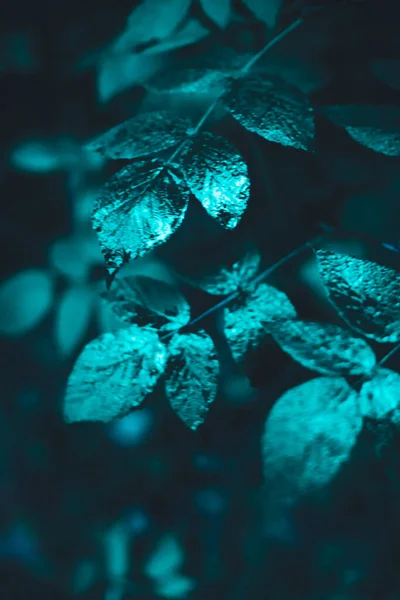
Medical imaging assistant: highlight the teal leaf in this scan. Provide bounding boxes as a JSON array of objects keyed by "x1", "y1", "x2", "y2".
[
  {"x1": 147, "y1": 67, "x2": 227, "y2": 94},
  {"x1": 144, "y1": 535, "x2": 184, "y2": 580},
  {"x1": 92, "y1": 162, "x2": 190, "y2": 273},
  {"x1": 97, "y1": 52, "x2": 162, "y2": 103},
  {"x1": 55, "y1": 286, "x2": 94, "y2": 357},
  {"x1": 267, "y1": 319, "x2": 376, "y2": 376},
  {"x1": 141, "y1": 19, "x2": 209, "y2": 56},
  {"x1": 223, "y1": 283, "x2": 296, "y2": 363},
  {"x1": 63, "y1": 324, "x2": 167, "y2": 423},
  {"x1": 316, "y1": 249, "x2": 400, "y2": 343},
  {"x1": 263, "y1": 377, "x2": 362, "y2": 505},
  {"x1": 222, "y1": 73, "x2": 315, "y2": 151},
  {"x1": 85, "y1": 111, "x2": 191, "y2": 160},
  {"x1": 165, "y1": 330, "x2": 219, "y2": 430},
  {"x1": 191, "y1": 250, "x2": 261, "y2": 295},
  {"x1": 358, "y1": 368, "x2": 400, "y2": 422},
  {"x1": 0, "y1": 270, "x2": 53, "y2": 336},
  {"x1": 49, "y1": 234, "x2": 101, "y2": 283},
  {"x1": 181, "y1": 132, "x2": 250, "y2": 229},
  {"x1": 372, "y1": 60, "x2": 400, "y2": 90},
  {"x1": 103, "y1": 274, "x2": 190, "y2": 332},
  {"x1": 243, "y1": 0, "x2": 282, "y2": 29},
  {"x1": 200, "y1": 0, "x2": 231, "y2": 28},
  {"x1": 155, "y1": 574, "x2": 196, "y2": 598}
]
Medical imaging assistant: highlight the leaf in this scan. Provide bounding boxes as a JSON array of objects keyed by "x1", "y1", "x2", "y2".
[
  {"x1": 103, "y1": 274, "x2": 190, "y2": 332},
  {"x1": 92, "y1": 162, "x2": 190, "y2": 273},
  {"x1": 155, "y1": 574, "x2": 196, "y2": 598},
  {"x1": 222, "y1": 73, "x2": 315, "y2": 151},
  {"x1": 147, "y1": 67, "x2": 226, "y2": 94},
  {"x1": 200, "y1": 0, "x2": 231, "y2": 28},
  {"x1": 0, "y1": 270, "x2": 53, "y2": 336},
  {"x1": 85, "y1": 111, "x2": 191, "y2": 160},
  {"x1": 191, "y1": 249, "x2": 261, "y2": 295},
  {"x1": 63, "y1": 324, "x2": 167, "y2": 423},
  {"x1": 316, "y1": 249, "x2": 400, "y2": 343},
  {"x1": 181, "y1": 132, "x2": 250, "y2": 229},
  {"x1": 144, "y1": 535, "x2": 184, "y2": 580},
  {"x1": 358, "y1": 368, "x2": 400, "y2": 423},
  {"x1": 97, "y1": 52, "x2": 162, "y2": 103},
  {"x1": 372, "y1": 59, "x2": 400, "y2": 90},
  {"x1": 49, "y1": 234, "x2": 102, "y2": 282},
  {"x1": 141, "y1": 19, "x2": 209, "y2": 56},
  {"x1": 165, "y1": 330, "x2": 219, "y2": 430},
  {"x1": 223, "y1": 283, "x2": 296, "y2": 363},
  {"x1": 267, "y1": 319, "x2": 376, "y2": 377},
  {"x1": 262, "y1": 377, "x2": 362, "y2": 505},
  {"x1": 55, "y1": 286, "x2": 94, "y2": 357},
  {"x1": 243, "y1": 0, "x2": 282, "y2": 29}
]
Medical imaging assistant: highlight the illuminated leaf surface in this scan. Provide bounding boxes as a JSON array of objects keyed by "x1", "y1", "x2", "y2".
[
  {"x1": 93, "y1": 162, "x2": 190, "y2": 273},
  {"x1": 316, "y1": 249, "x2": 400, "y2": 343},
  {"x1": 200, "y1": 0, "x2": 231, "y2": 28},
  {"x1": 55, "y1": 286, "x2": 94, "y2": 357},
  {"x1": 193, "y1": 250, "x2": 261, "y2": 295},
  {"x1": 165, "y1": 330, "x2": 219, "y2": 430},
  {"x1": 64, "y1": 325, "x2": 167, "y2": 423},
  {"x1": 358, "y1": 368, "x2": 400, "y2": 422},
  {"x1": 222, "y1": 73, "x2": 315, "y2": 151},
  {"x1": 243, "y1": 0, "x2": 282, "y2": 28}
]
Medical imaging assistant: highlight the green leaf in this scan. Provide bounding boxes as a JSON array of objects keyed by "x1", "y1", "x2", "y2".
[
  {"x1": 165, "y1": 330, "x2": 219, "y2": 430},
  {"x1": 200, "y1": 0, "x2": 231, "y2": 28},
  {"x1": 85, "y1": 111, "x2": 191, "y2": 160},
  {"x1": 372, "y1": 59, "x2": 400, "y2": 90},
  {"x1": 55, "y1": 286, "x2": 94, "y2": 357},
  {"x1": 181, "y1": 132, "x2": 250, "y2": 229},
  {"x1": 243, "y1": 0, "x2": 282, "y2": 29},
  {"x1": 223, "y1": 283, "x2": 296, "y2": 363},
  {"x1": 102, "y1": 275, "x2": 190, "y2": 332},
  {"x1": 316, "y1": 249, "x2": 400, "y2": 343},
  {"x1": 64, "y1": 325, "x2": 167, "y2": 423},
  {"x1": 358, "y1": 368, "x2": 400, "y2": 422},
  {"x1": 263, "y1": 377, "x2": 362, "y2": 504},
  {"x1": 222, "y1": 73, "x2": 315, "y2": 151},
  {"x1": 93, "y1": 162, "x2": 190, "y2": 273},
  {"x1": 191, "y1": 249, "x2": 261, "y2": 295},
  {"x1": 267, "y1": 319, "x2": 376, "y2": 376}
]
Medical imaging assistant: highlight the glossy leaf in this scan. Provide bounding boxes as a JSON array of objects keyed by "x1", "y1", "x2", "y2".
[
  {"x1": 64, "y1": 325, "x2": 167, "y2": 423},
  {"x1": 192, "y1": 250, "x2": 261, "y2": 295},
  {"x1": 263, "y1": 377, "x2": 362, "y2": 504},
  {"x1": 103, "y1": 275, "x2": 190, "y2": 332},
  {"x1": 224, "y1": 283, "x2": 296, "y2": 363},
  {"x1": 267, "y1": 319, "x2": 376, "y2": 376},
  {"x1": 93, "y1": 162, "x2": 190, "y2": 273},
  {"x1": 181, "y1": 132, "x2": 250, "y2": 229},
  {"x1": 243, "y1": 0, "x2": 282, "y2": 29},
  {"x1": 358, "y1": 368, "x2": 400, "y2": 423},
  {"x1": 200, "y1": 0, "x2": 231, "y2": 28},
  {"x1": 165, "y1": 330, "x2": 219, "y2": 430},
  {"x1": 0, "y1": 270, "x2": 53, "y2": 336},
  {"x1": 55, "y1": 286, "x2": 94, "y2": 357},
  {"x1": 222, "y1": 73, "x2": 315, "y2": 151},
  {"x1": 372, "y1": 59, "x2": 400, "y2": 90},
  {"x1": 316, "y1": 249, "x2": 400, "y2": 343}
]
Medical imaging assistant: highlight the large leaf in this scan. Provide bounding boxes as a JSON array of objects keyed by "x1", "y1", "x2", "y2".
[
  {"x1": 181, "y1": 132, "x2": 250, "y2": 229},
  {"x1": 165, "y1": 330, "x2": 219, "y2": 430},
  {"x1": 267, "y1": 319, "x2": 376, "y2": 377},
  {"x1": 223, "y1": 283, "x2": 296, "y2": 363},
  {"x1": 222, "y1": 73, "x2": 315, "y2": 151},
  {"x1": 93, "y1": 162, "x2": 190, "y2": 273},
  {"x1": 103, "y1": 275, "x2": 190, "y2": 332},
  {"x1": 358, "y1": 368, "x2": 400, "y2": 423},
  {"x1": 55, "y1": 286, "x2": 94, "y2": 357},
  {"x1": 316, "y1": 249, "x2": 400, "y2": 343},
  {"x1": 191, "y1": 250, "x2": 261, "y2": 295},
  {"x1": 200, "y1": 0, "x2": 231, "y2": 28},
  {"x1": 85, "y1": 111, "x2": 191, "y2": 160},
  {"x1": 243, "y1": 0, "x2": 282, "y2": 29},
  {"x1": 64, "y1": 325, "x2": 167, "y2": 423},
  {"x1": 263, "y1": 377, "x2": 362, "y2": 505},
  {"x1": 0, "y1": 270, "x2": 53, "y2": 336}
]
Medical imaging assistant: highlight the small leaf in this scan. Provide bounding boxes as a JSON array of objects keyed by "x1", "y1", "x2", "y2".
[
  {"x1": 165, "y1": 330, "x2": 219, "y2": 430},
  {"x1": 0, "y1": 270, "x2": 53, "y2": 336},
  {"x1": 372, "y1": 59, "x2": 400, "y2": 90},
  {"x1": 358, "y1": 368, "x2": 400, "y2": 422},
  {"x1": 192, "y1": 250, "x2": 261, "y2": 295},
  {"x1": 97, "y1": 52, "x2": 162, "y2": 103},
  {"x1": 267, "y1": 319, "x2": 376, "y2": 376},
  {"x1": 155, "y1": 574, "x2": 196, "y2": 598},
  {"x1": 263, "y1": 377, "x2": 362, "y2": 505},
  {"x1": 224, "y1": 283, "x2": 296, "y2": 363},
  {"x1": 144, "y1": 535, "x2": 184, "y2": 580},
  {"x1": 243, "y1": 0, "x2": 282, "y2": 29},
  {"x1": 316, "y1": 249, "x2": 400, "y2": 343},
  {"x1": 200, "y1": 0, "x2": 231, "y2": 28},
  {"x1": 92, "y1": 162, "x2": 190, "y2": 273},
  {"x1": 85, "y1": 111, "x2": 191, "y2": 160},
  {"x1": 141, "y1": 19, "x2": 209, "y2": 56},
  {"x1": 181, "y1": 132, "x2": 250, "y2": 229},
  {"x1": 103, "y1": 275, "x2": 190, "y2": 332},
  {"x1": 49, "y1": 234, "x2": 101, "y2": 282},
  {"x1": 55, "y1": 286, "x2": 94, "y2": 357},
  {"x1": 63, "y1": 325, "x2": 167, "y2": 423},
  {"x1": 222, "y1": 73, "x2": 315, "y2": 151}
]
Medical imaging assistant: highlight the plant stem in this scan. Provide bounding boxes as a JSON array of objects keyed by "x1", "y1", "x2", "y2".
[{"x1": 379, "y1": 343, "x2": 400, "y2": 367}]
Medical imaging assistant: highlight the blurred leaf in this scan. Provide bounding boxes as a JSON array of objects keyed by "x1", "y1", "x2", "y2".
[
  {"x1": 55, "y1": 286, "x2": 94, "y2": 357},
  {"x1": 103, "y1": 274, "x2": 190, "y2": 332},
  {"x1": 267, "y1": 319, "x2": 376, "y2": 376},
  {"x1": 222, "y1": 73, "x2": 315, "y2": 151},
  {"x1": 180, "y1": 132, "x2": 250, "y2": 229},
  {"x1": 50, "y1": 234, "x2": 102, "y2": 282},
  {"x1": 97, "y1": 52, "x2": 162, "y2": 103},
  {"x1": 155, "y1": 573, "x2": 196, "y2": 598},
  {"x1": 10, "y1": 140, "x2": 96, "y2": 173},
  {"x1": 224, "y1": 283, "x2": 296, "y2": 363},
  {"x1": 316, "y1": 249, "x2": 400, "y2": 343},
  {"x1": 372, "y1": 59, "x2": 400, "y2": 90},
  {"x1": 165, "y1": 330, "x2": 219, "y2": 430},
  {"x1": 200, "y1": 0, "x2": 231, "y2": 28},
  {"x1": 141, "y1": 19, "x2": 209, "y2": 56},
  {"x1": 358, "y1": 368, "x2": 400, "y2": 422},
  {"x1": 145, "y1": 535, "x2": 184, "y2": 580},
  {"x1": 243, "y1": 0, "x2": 282, "y2": 28},
  {"x1": 63, "y1": 325, "x2": 167, "y2": 423},
  {"x1": 93, "y1": 162, "x2": 190, "y2": 273},
  {"x1": 191, "y1": 249, "x2": 261, "y2": 295},
  {"x1": 108, "y1": 409, "x2": 153, "y2": 446},
  {"x1": 104, "y1": 523, "x2": 130, "y2": 580},
  {"x1": 0, "y1": 270, "x2": 53, "y2": 336}
]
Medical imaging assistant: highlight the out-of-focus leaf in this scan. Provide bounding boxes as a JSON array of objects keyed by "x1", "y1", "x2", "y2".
[
  {"x1": 0, "y1": 270, "x2": 53, "y2": 336},
  {"x1": 55, "y1": 286, "x2": 94, "y2": 357},
  {"x1": 93, "y1": 162, "x2": 190, "y2": 273},
  {"x1": 200, "y1": 0, "x2": 231, "y2": 28},
  {"x1": 181, "y1": 132, "x2": 250, "y2": 229},
  {"x1": 63, "y1": 324, "x2": 167, "y2": 423},
  {"x1": 144, "y1": 535, "x2": 184, "y2": 580},
  {"x1": 263, "y1": 377, "x2": 362, "y2": 505},
  {"x1": 267, "y1": 319, "x2": 376, "y2": 376},
  {"x1": 103, "y1": 275, "x2": 190, "y2": 331},
  {"x1": 85, "y1": 111, "x2": 191, "y2": 160},
  {"x1": 243, "y1": 0, "x2": 282, "y2": 29},
  {"x1": 141, "y1": 20, "x2": 209, "y2": 56},
  {"x1": 108, "y1": 409, "x2": 153, "y2": 446},
  {"x1": 155, "y1": 574, "x2": 196, "y2": 598},
  {"x1": 10, "y1": 140, "x2": 98, "y2": 173},
  {"x1": 316, "y1": 249, "x2": 400, "y2": 343},
  {"x1": 191, "y1": 250, "x2": 261, "y2": 295},
  {"x1": 165, "y1": 330, "x2": 219, "y2": 430},
  {"x1": 97, "y1": 52, "x2": 162, "y2": 103},
  {"x1": 104, "y1": 523, "x2": 130, "y2": 581},
  {"x1": 372, "y1": 59, "x2": 400, "y2": 90},
  {"x1": 224, "y1": 283, "x2": 296, "y2": 363},
  {"x1": 50, "y1": 234, "x2": 102, "y2": 282},
  {"x1": 222, "y1": 74, "x2": 315, "y2": 151},
  {"x1": 358, "y1": 368, "x2": 400, "y2": 422}
]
